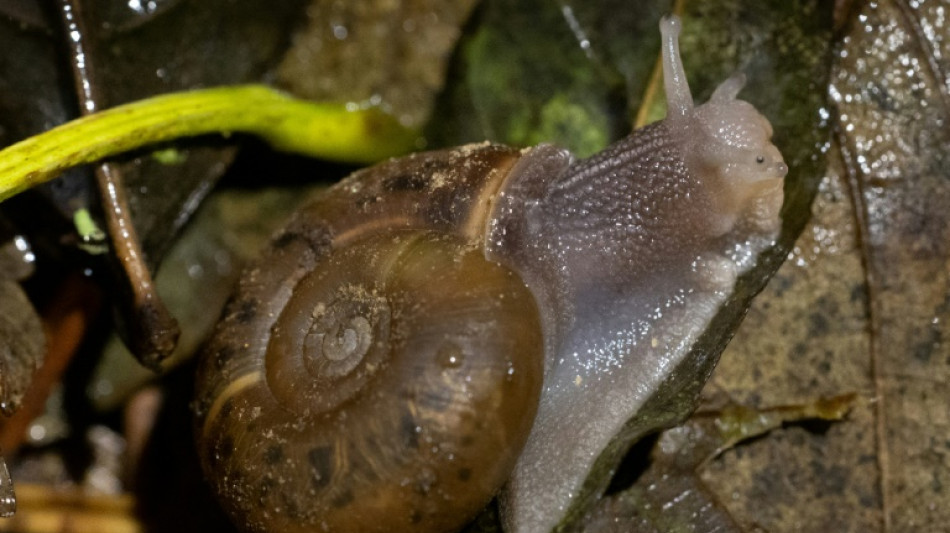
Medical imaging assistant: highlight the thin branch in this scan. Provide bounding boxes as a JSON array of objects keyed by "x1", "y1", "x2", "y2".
[{"x1": 59, "y1": 0, "x2": 178, "y2": 368}]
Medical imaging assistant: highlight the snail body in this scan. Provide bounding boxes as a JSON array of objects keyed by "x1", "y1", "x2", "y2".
[{"x1": 194, "y1": 15, "x2": 787, "y2": 533}]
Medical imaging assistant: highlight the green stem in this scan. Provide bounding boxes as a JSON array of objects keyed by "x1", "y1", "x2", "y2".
[{"x1": 0, "y1": 85, "x2": 420, "y2": 203}]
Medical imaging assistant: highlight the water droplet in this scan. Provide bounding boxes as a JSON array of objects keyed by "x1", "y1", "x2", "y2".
[
  {"x1": 0, "y1": 451, "x2": 15, "y2": 517},
  {"x1": 436, "y1": 343, "x2": 464, "y2": 369},
  {"x1": 415, "y1": 468, "x2": 437, "y2": 495},
  {"x1": 332, "y1": 23, "x2": 348, "y2": 40},
  {"x1": 127, "y1": 0, "x2": 159, "y2": 15}
]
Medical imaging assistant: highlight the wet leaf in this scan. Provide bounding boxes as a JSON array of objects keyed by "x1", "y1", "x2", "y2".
[
  {"x1": 581, "y1": 395, "x2": 855, "y2": 533},
  {"x1": 700, "y1": 0, "x2": 950, "y2": 531},
  {"x1": 835, "y1": 5, "x2": 950, "y2": 526},
  {"x1": 0, "y1": 281, "x2": 43, "y2": 417},
  {"x1": 703, "y1": 154, "x2": 880, "y2": 533},
  {"x1": 0, "y1": 224, "x2": 42, "y2": 417}
]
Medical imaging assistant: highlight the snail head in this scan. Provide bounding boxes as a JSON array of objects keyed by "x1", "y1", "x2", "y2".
[{"x1": 661, "y1": 15, "x2": 787, "y2": 236}]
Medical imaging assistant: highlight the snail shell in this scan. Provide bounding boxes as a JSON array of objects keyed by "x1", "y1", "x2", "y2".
[{"x1": 194, "y1": 146, "x2": 544, "y2": 533}]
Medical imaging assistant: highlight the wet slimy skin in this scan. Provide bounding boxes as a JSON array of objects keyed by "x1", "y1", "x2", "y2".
[{"x1": 490, "y1": 15, "x2": 786, "y2": 533}]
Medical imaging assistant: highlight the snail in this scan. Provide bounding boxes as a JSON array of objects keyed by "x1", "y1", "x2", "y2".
[{"x1": 193, "y1": 15, "x2": 787, "y2": 533}]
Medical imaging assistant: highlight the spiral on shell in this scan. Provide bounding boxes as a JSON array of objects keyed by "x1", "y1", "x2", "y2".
[{"x1": 194, "y1": 224, "x2": 543, "y2": 533}]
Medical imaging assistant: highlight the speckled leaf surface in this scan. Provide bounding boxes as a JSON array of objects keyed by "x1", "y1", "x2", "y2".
[
  {"x1": 835, "y1": 3, "x2": 950, "y2": 525},
  {"x1": 0, "y1": 236, "x2": 43, "y2": 416},
  {"x1": 703, "y1": 138, "x2": 879, "y2": 533},
  {"x1": 700, "y1": 0, "x2": 950, "y2": 531},
  {"x1": 580, "y1": 396, "x2": 854, "y2": 533},
  {"x1": 276, "y1": 0, "x2": 480, "y2": 128}
]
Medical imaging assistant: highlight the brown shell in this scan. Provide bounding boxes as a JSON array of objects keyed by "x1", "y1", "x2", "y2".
[
  {"x1": 292, "y1": 142, "x2": 523, "y2": 249},
  {"x1": 193, "y1": 143, "x2": 544, "y2": 533}
]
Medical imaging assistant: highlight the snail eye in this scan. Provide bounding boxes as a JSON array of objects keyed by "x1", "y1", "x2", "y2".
[{"x1": 755, "y1": 155, "x2": 766, "y2": 164}]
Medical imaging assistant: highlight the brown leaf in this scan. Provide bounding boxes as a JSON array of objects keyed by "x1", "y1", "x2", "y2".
[
  {"x1": 277, "y1": 0, "x2": 481, "y2": 128},
  {"x1": 701, "y1": 0, "x2": 950, "y2": 531},
  {"x1": 0, "y1": 280, "x2": 43, "y2": 417},
  {"x1": 581, "y1": 396, "x2": 855, "y2": 533}
]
